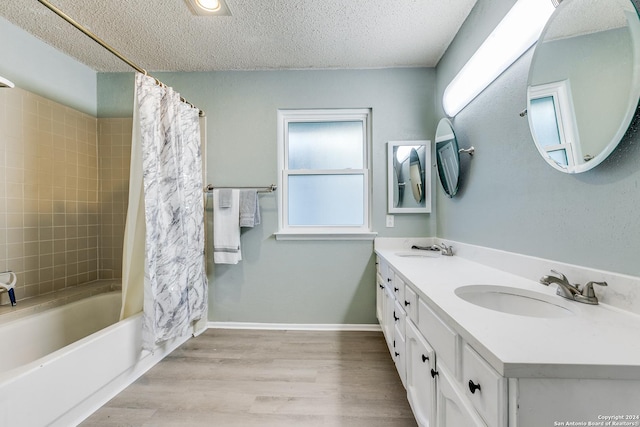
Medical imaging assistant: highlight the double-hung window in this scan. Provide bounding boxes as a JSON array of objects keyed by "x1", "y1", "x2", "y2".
[{"x1": 276, "y1": 109, "x2": 374, "y2": 240}]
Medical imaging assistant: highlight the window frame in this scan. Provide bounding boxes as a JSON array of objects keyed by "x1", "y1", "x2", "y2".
[{"x1": 275, "y1": 108, "x2": 375, "y2": 241}]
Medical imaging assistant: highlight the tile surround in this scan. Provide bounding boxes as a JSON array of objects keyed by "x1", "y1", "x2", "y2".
[{"x1": 0, "y1": 87, "x2": 132, "y2": 305}]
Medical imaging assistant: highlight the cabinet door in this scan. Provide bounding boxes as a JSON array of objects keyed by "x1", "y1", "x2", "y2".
[
  {"x1": 406, "y1": 320, "x2": 436, "y2": 427},
  {"x1": 436, "y1": 365, "x2": 486, "y2": 427},
  {"x1": 383, "y1": 285, "x2": 395, "y2": 353},
  {"x1": 376, "y1": 275, "x2": 385, "y2": 323},
  {"x1": 394, "y1": 322, "x2": 407, "y2": 388}
]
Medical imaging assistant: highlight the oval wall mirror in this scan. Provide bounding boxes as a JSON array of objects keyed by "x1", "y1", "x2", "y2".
[
  {"x1": 435, "y1": 118, "x2": 461, "y2": 198},
  {"x1": 527, "y1": 0, "x2": 640, "y2": 173}
]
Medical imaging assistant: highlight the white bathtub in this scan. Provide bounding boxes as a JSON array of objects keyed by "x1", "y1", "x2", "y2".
[{"x1": 0, "y1": 290, "x2": 190, "y2": 427}]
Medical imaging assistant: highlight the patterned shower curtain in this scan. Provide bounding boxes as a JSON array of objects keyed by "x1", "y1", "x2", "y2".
[{"x1": 132, "y1": 72, "x2": 208, "y2": 349}]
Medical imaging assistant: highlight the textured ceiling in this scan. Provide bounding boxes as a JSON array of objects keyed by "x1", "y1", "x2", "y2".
[{"x1": 0, "y1": 0, "x2": 477, "y2": 72}]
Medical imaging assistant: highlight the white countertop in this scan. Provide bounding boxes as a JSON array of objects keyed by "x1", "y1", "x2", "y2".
[{"x1": 375, "y1": 239, "x2": 640, "y2": 380}]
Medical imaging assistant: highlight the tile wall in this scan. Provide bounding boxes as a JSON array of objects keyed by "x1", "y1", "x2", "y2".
[
  {"x1": 97, "y1": 118, "x2": 132, "y2": 280},
  {"x1": 0, "y1": 87, "x2": 132, "y2": 305}
]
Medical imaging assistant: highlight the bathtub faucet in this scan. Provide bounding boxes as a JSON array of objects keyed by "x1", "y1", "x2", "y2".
[{"x1": 0, "y1": 271, "x2": 17, "y2": 306}]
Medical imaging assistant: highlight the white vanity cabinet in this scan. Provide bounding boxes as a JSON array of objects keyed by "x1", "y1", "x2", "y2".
[
  {"x1": 378, "y1": 260, "x2": 409, "y2": 387},
  {"x1": 376, "y1": 256, "x2": 507, "y2": 427},
  {"x1": 375, "y1": 244, "x2": 640, "y2": 427}
]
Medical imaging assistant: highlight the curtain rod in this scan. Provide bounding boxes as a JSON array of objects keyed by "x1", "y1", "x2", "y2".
[{"x1": 36, "y1": 0, "x2": 205, "y2": 117}]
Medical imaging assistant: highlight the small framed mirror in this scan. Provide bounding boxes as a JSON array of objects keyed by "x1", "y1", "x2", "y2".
[
  {"x1": 435, "y1": 118, "x2": 461, "y2": 198},
  {"x1": 387, "y1": 141, "x2": 431, "y2": 213}
]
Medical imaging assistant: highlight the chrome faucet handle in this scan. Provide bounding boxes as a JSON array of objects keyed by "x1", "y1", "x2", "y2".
[
  {"x1": 550, "y1": 269, "x2": 568, "y2": 284},
  {"x1": 575, "y1": 281, "x2": 608, "y2": 305}
]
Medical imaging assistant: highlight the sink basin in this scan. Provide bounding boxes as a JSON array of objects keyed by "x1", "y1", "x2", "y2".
[
  {"x1": 455, "y1": 285, "x2": 574, "y2": 318},
  {"x1": 395, "y1": 251, "x2": 440, "y2": 258}
]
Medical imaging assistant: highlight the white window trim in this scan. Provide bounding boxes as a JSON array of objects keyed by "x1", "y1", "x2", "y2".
[
  {"x1": 275, "y1": 109, "x2": 375, "y2": 241},
  {"x1": 528, "y1": 80, "x2": 581, "y2": 172}
]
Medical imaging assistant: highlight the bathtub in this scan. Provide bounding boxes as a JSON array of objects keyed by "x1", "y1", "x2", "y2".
[{"x1": 0, "y1": 289, "x2": 190, "y2": 427}]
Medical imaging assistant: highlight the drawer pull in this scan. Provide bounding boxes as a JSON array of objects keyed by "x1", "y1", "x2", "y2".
[
  {"x1": 468, "y1": 380, "x2": 482, "y2": 394},
  {"x1": 393, "y1": 312, "x2": 399, "y2": 321},
  {"x1": 430, "y1": 369, "x2": 439, "y2": 378},
  {"x1": 379, "y1": 284, "x2": 384, "y2": 289},
  {"x1": 404, "y1": 300, "x2": 410, "y2": 306},
  {"x1": 421, "y1": 354, "x2": 429, "y2": 363},
  {"x1": 387, "y1": 278, "x2": 392, "y2": 282},
  {"x1": 394, "y1": 287, "x2": 399, "y2": 292}
]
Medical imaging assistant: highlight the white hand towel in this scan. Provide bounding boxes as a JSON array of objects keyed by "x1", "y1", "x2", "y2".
[
  {"x1": 239, "y1": 189, "x2": 260, "y2": 228},
  {"x1": 213, "y1": 189, "x2": 242, "y2": 264}
]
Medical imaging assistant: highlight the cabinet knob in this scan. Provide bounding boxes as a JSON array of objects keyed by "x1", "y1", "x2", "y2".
[
  {"x1": 387, "y1": 278, "x2": 392, "y2": 282},
  {"x1": 468, "y1": 380, "x2": 482, "y2": 394},
  {"x1": 404, "y1": 300, "x2": 410, "y2": 306},
  {"x1": 430, "y1": 369, "x2": 439, "y2": 378},
  {"x1": 379, "y1": 284, "x2": 384, "y2": 289},
  {"x1": 421, "y1": 354, "x2": 429, "y2": 363},
  {"x1": 394, "y1": 287, "x2": 399, "y2": 292},
  {"x1": 395, "y1": 352, "x2": 400, "y2": 357}
]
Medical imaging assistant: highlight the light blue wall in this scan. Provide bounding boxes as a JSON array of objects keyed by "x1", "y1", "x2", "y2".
[
  {"x1": 0, "y1": 16, "x2": 97, "y2": 115},
  {"x1": 98, "y1": 68, "x2": 437, "y2": 323},
  {"x1": 435, "y1": 0, "x2": 640, "y2": 277}
]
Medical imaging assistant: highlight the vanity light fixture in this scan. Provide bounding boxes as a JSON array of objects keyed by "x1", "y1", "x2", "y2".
[
  {"x1": 442, "y1": 0, "x2": 558, "y2": 117},
  {"x1": 185, "y1": 0, "x2": 231, "y2": 16},
  {"x1": 0, "y1": 75, "x2": 15, "y2": 88}
]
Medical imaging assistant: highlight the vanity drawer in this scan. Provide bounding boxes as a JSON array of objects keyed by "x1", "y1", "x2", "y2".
[
  {"x1": 392, "y1": 272, "x2": 405, "y2": 304},
  {"x1": 418, "y1": 298, "x2": 460, "y2": 378},
  {"x1": 404, "y1": 285, "x2": 418, "y2": 324},
  {"x1": 462, "y1": 343, "x2": 507, "y2": 427}
]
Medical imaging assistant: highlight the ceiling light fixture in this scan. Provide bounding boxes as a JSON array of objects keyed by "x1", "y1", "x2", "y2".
[
  {"x1": 185, "y1": 0, "x2": 231, "y2": 16},
  {"x1": 442, "y1": 0, "x2": 557, "y2": 117},
  {"x1": 196, "y1": 0, "x2": 221, "y2": 11}
]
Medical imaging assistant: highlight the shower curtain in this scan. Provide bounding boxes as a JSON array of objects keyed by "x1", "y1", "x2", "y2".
[{"x1": 121, "y1": 72, "x2": 207, "y2": 350}]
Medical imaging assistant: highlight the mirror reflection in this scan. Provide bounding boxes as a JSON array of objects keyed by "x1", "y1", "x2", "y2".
[
  {"x1": 527, "y1": 0, "x2": 640, "y2": 173},
  {"x1": 388, "y1": 141, "x2": 431, "y2": 213},
  {"x1": 435, "y1": 118, "x2": 461, "y2": 198}
]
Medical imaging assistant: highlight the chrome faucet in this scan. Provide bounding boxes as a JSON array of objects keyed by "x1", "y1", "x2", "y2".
[
  {"x1": 539, "y1": 270, "x2": 580, "y2": 299},
  {"x1": 0, "y1": 271, "x2": 17, "y2": 306},
  {"x1": 539, "y1": 270, "x2": 607, "y2": 305},
  {"x1": 439, "y1": 243, "x2": 454, "y2": 256}
]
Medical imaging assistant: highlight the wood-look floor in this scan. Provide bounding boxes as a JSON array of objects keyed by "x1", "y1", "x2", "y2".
[{"x1": 81, "y1": 329, "x2": 417, "y2": 427}]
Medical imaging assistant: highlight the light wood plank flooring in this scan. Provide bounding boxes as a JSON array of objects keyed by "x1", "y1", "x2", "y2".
[{"x1": 81, "y1": 329, "x2": 417, "y2": 426}]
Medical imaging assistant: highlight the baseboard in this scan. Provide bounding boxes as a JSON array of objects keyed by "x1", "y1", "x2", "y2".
[{"x1": 207, "y1": 321, "x2": 382, "y2": 332}]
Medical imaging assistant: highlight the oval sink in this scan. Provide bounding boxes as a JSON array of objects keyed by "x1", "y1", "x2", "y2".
[
  {"x1": 455, "y1": 285, "x2": 574, "y2": 318},
  {"x1": 395, "y1": 251, "x2": 440, "y2": 258}
]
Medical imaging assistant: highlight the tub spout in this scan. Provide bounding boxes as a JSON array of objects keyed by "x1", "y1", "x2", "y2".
[{"x1": 0, "y1": 271, "x2": 17, "y2": 306}]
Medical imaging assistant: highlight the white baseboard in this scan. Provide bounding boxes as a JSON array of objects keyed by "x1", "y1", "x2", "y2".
[{"x1": 207, "y1": 321, "x2": 381, "y2": 332}]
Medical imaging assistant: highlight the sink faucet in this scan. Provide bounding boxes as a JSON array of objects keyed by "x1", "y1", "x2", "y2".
[
  {"x1": 0, "y1": 271, "x2": 17, "y2": 306},
  {"x1": 539, "y1": 270, "x2": 608, "y2": 305},
  {"x1": 439, "y1": 243, "x2": 454, "y2": 256},
  {"x1": 539, "y1": 270, "x2": 579, "y2": 299}
]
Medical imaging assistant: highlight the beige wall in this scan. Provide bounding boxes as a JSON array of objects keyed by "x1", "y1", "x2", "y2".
[{"x1": 0, "y1": 87, "x2": 131, "y2": 305}]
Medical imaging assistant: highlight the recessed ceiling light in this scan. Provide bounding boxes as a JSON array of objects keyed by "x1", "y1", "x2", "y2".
[
  {"x1": 196, "y1": 0, "x2": 220, "y2": 11},
  {"x1": 185, "y1": 0, "x2": 231, "y2": 16}
]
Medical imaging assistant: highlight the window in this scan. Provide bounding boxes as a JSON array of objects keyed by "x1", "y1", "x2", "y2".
[{"x1": 276, "y1": 109, "x2": 374, "y2": 240}]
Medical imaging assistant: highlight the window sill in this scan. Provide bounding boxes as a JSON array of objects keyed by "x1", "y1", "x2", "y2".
[{"x1": 274, "y1": 231, "x2": 378, "y2": 241}]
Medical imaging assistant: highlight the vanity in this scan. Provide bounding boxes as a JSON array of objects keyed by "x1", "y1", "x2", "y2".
[{"x1": 375, "y1": 238, "x2": 640, "y2": 427}]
